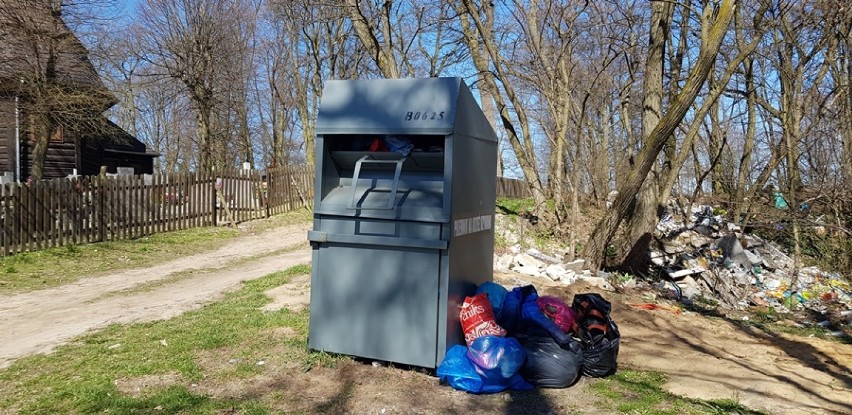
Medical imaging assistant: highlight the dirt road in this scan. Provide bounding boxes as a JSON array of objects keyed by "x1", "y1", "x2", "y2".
[
  {"x1": 0, "y1": 222, "x2": 312, "y2": 370},
  {"x1": 1, "y1": 219, "x2": 850, "y2": 415}
]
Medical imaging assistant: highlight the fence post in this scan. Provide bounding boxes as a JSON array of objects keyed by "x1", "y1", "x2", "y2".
[
  {"x1": 98, "y1": 166, "x2": 107, "y2": 242},
  {"x1": 266, "y1": 167, "x2": 272, "y2": 218},
  {"x1": 210, "y1": 171, "x2": 217, "y2": 227}
]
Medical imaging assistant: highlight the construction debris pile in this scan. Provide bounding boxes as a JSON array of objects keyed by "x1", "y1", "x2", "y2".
[
  {"x1": 651, "y1": 204, "x2": 850, "y2": 315},
  {"x1": 494, "y1": 204, "x2": 851, "y2": 329}
]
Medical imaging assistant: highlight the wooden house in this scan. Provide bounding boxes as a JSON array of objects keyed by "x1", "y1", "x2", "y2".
[{"x1": 0, "y1": 2, "x2": 156, "y2": 181}]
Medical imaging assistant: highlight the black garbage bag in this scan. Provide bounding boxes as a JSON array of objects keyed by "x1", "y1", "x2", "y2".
[
  {"x1": 515, "y1": 333, "x2": 583, "y2": 388},
  {"x1": 573, "y1": 293, "x2": 620, "y2": 377}
]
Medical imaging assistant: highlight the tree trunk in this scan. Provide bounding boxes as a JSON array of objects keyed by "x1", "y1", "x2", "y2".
[
  {"x1": 197, "y1": 104, "x2": 213, "y2": 171},
  {"x1": 842, "y1": 28, "x2": 852, "y2": 189},
  {"x1": 622, "y1": 0, "x2": 671, "y2": 272},
  {"x1": 29, "y1": 113, "x2": 55, "y2": 181},
  {"x1": 583, "y1": 0, "x2": 737, "y2": 271},
  {"x1": 455, "y1": 0, "x2": 548, "y2": 210},
  {"x1": 344, "y1": 0, "x2": 400, "y2": 78},
  {"x1": 708, "y1": 71, "x2": 726, "y2": 196},
  {"x1": 733, "y1": 58, "x2": 757, "y2": 223}
]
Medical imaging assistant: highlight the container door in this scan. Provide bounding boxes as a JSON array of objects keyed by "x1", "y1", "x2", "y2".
[{"x1": 308, "y1": 243, "x2": 441, "y2": 368}]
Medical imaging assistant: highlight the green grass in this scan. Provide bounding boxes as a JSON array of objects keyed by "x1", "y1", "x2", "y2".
[
  {"x1": 0, "y1": 210, "x2": 311, "y2": 294},
  {"x1": 588, "y1": 370, "x2": 768, "y2": 415},
  {"x1": 0, "y1": 262, "x2": 771, "y2": 414},
  {"x1": 496, "y1": 197, "x2": 537, "y2": 216},
  {"x1": 0, "y1": 227, "x2": 238, "y2": 294},
  {"x1": 0, "y1": 265, "x2": 345, "y2": 415}
]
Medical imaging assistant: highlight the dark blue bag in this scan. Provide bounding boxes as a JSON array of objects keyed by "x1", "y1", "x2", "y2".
[{"x1": 497, "y1": 285, "x2": 573, "y2": 346}]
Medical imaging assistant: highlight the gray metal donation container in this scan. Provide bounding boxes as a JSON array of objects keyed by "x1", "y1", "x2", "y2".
[{"x1": 307, "y1": 77, "x2": 498, "y2": 368}]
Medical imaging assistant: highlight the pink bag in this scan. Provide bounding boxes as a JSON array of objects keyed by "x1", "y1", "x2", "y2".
[{"x1": 536, "y1": 295, "x2": 576, "y2": 334}]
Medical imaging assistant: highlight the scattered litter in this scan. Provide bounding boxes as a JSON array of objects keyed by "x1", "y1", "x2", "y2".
[
  {"x1": 107, "y1": 343, "x2": 121, "y2": 350},
  {"x1": 627, "y1": 303, "x2": 682, "y2": 314}
]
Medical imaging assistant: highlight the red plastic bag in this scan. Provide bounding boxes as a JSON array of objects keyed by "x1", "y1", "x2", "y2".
[{"x1": 460, "y1": 293, "x2": 506, "y2": 345}]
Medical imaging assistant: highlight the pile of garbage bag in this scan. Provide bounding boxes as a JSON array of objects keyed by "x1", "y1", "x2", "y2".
[{"x1": 437, "y1": 282, "x2": 620, "y2": 393}]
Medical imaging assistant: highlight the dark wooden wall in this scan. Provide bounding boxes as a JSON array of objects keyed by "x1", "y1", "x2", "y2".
[{"x1": 0, "y1": 99, "x2": 15, "y2": 175}]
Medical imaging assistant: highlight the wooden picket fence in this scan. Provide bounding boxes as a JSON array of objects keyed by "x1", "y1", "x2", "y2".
[
  {"x1": 0, "y1": 165, "x2": 313, "y2": 256},
  {"x1": 0, "y1": 168, "x2": 528, "y2": 256},
  {"x1": 496, "y1": 176, "x2": 531, "y2": 199}
]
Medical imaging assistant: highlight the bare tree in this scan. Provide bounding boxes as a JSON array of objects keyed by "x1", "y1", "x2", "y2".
[
  {"x1": 583, "y1": 0, "x2": 738, "y2": 270},
  {"x1": 454, "y1": 0, "x2": 549, "y2": 213},
  {"x1": 266, "y1": 0, "x2": 363, "y2": 167},
  {"x1": 137, "y1": 0, "x2": 253, "y2": 171},
  {"x1": 341, "y1": 0, "x2": 465, "y2": 79},
  {"x1": 0, "y1": 0, "x2": 116, "y2": 179}
]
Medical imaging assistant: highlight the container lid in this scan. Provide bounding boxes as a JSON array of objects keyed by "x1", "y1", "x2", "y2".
[{"x1": 316, "y1": 77, "x2": 496, "y2": 142}]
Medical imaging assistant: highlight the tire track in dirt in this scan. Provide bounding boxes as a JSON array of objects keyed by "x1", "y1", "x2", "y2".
[{"x1": 0, "y1": 222, "x2": 312, "y2": 369}]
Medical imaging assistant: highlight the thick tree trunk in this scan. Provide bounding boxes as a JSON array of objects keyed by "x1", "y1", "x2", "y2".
[
  {"x1": 708, "y1": 72, "x2": 726, "y2": 196},
  {"x1": 582, "y1": 0, "x2": 737, "y2": 271},
  {"x1": 197, "y1": 105, "x2": 213, "y2": 171},
  {"x1": 345, "y1": 0, "x2": 399, "y2": 78},
  {"x1": 622, "y1": 0, "x2": 671, "y2": 272},
  {"x1": 29, "y1": 113, "x2": 54, "y2": 181},
  {"x1": 842, "y1": 28, "x2": 852, "y2": 189}
]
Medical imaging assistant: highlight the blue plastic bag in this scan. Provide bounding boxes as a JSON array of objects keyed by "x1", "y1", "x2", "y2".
[
  {"x1": 437, "y1": 342, "x2": 532, "y2": 394},
  {"x1": 437, "y1": 345, "x2": 482, "y2": 393},
  {"x1": 475, "y1": 282, "x2": 509, "y2": 317},
  {"x1": 385, "y1": 136, "x2": 414, "y2": 156},
  {"x1": 467, "y1": 335, "x2": 525, "y2": 378}
]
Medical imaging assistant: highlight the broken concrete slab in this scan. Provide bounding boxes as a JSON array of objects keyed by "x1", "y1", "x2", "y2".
[
  {"x1": 563, "y1": 259, "x2": 586, "y2": 272},
  {"x1": 513, "y1": 253, "x2": 547, "y2": 270},
  {"x1": 576, "y1": 276, "x2": 614, "y2": 291},
  {"x1": 494, "y1": 254, "x2": 513, "y2": 273},
  {"x1": 526, "y1": 248, "x2": 562, "y2": 265},
  {"x1": 544, "y1": 263, "x2": 568, "y2": 281},
  {"x1": 667, "y1": 268, "x2": 705, "y2": 279}
]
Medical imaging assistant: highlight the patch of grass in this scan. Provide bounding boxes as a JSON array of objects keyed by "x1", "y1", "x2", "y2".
[
  {"x1": 0, "y1": 227, "x2": 237, "y2": 294},
  {"x1": 692, "y1": 294, "x2": 720, "y2": 308},
  {"x1": 739, "y1": 319, "x2": 848, "y2": 343},
  {"x1": 0, "y1": 210, "x2": 310, "y2": 294},
  {"x1": 280, "y1": 263, "x2": 311, "y2": 276},
  {"x1": 244, "y1": 208, "x2": 312, "y2": 232},
  {"x1": 496, "y1": 197, "x2": 536, "y2": 216},
  {"x1": 494, "y1": 232, "x2": 509, "y2": 250},
  {"x1": 0, "y1": 264, "x2": 345, "y2": 414},
  {"x1": 589, "y1": 369, "x2": 767, "y2": 415}
]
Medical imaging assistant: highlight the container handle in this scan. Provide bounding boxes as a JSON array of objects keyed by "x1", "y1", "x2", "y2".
[{"x1": 348, "y1": 155, "x2": 407, "y2": 210}]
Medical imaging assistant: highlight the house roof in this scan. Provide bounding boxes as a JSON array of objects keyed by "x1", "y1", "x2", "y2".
[
  {"x1": 0, "y1": 1, "x2": 107, "y2": 94},
  {"x1": 97, "y1": 118, "x2": 159, "y2": 157}
]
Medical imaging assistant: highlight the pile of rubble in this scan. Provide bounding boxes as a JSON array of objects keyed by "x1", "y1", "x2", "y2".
[
  {"x1": 651, "y1": 205, "x2": 850, "y2": 315},
  {"x1": 493, "y1": 206, "x2": 851, "y2": 324},
  {"x1": 494, "y1": 246, "x2": 616, "y2": 291}
]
